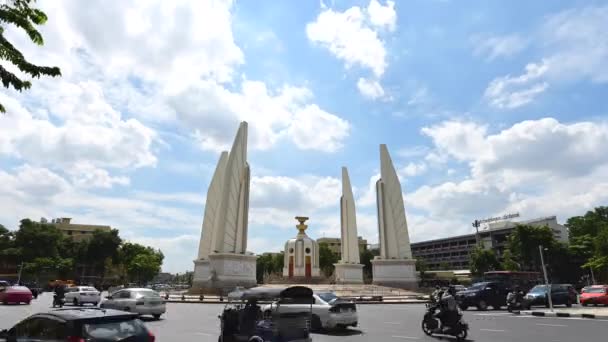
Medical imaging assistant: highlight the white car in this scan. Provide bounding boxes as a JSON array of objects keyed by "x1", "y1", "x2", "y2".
[
  {"x1": 100, "y1": 288, "x2": 166, "y2": 319},
  {"x1": 263, "y1": 292, "x2": 358, "y2": 331},
  {"x1": 65, "y1": 286, "x2": 101, "y2": 306}
]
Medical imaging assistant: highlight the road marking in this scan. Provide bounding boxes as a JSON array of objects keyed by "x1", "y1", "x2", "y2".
[
  {"x1": 391, "y1": 336, "x2": 420, "y2": 340},
  {"x1": 195, "y1": 332, "x2": 213, "y2": 336},
  {"x1": 536, "y1": 323, "x2": 567, "y2": 327},
  {"x1": 480, "y1": 329, "x2": 506, "y2": 332},
  {"x1": 384, "y1": 322, "x2": 401, "y2": 324}
]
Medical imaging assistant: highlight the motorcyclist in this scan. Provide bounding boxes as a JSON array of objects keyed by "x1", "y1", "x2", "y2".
[
  {"x1": 507, "y1": 286, "x2": 524, "y2": 310},
  {"x1": 431, "y1": 285, "x2": 443, "y2": 304},
  {"x1": 436, "y1": 285, "x2": 458, "y2": 332},
  {"x1": 53, "y1": 284, "x2": 66, "y2": 306}
]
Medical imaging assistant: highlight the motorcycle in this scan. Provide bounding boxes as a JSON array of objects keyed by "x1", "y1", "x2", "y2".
[
  {"x1": 421, "y1": 303, "x2": 468, "y2": 341},
  {"x1": 52, "y1": 294, "x2": 65, "y2": 308}
]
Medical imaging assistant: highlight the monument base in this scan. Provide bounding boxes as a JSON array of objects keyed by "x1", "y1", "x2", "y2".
[
  {"x1": 192, "y1": 259, "x2": 211, "y2": 289},
  {"x1": 208, "y1": 253, "x2": 257, "y2": 292},
  {"x1": 371, "y1": 258, "x2": 418, "y2": 290},
  {"x1": 334, "y1": 263, "x2": 364, "y2": 284}
]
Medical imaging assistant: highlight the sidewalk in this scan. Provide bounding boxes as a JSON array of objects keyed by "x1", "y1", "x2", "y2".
[{"x1": 518, "y1": 306, "x2": 608, "y2": 319}]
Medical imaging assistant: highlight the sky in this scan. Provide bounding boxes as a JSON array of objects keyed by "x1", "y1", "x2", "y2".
[{"x1": 1, "y1": 0, "x2": 607, "y2": 273}]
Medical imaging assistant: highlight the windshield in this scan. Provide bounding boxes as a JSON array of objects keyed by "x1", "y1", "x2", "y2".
[
  {"x1": 584, "y1": 287, "x2": 607, "y2": 294},
  {"x1": 529, "y1": 285, "x2": 548, "y2": 293},
  {"x1": 468, "y1": 283, "x2": 488, "y2": 291},
  {"x1": 134, "y1": 290, "x2": 160, "y2": 298},
  {"x1": 83, "y1": 319, "x2": 147, "y2": 341},
  {"x1": 318, "y1": 292, "x2": 338, "y2": 303}
]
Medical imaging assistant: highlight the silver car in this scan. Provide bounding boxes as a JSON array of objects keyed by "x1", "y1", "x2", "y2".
[
  {"x1": 263, "y1": 292, "x2": 358, "y2": 331},
  {"x1": 100, "y1": 288, "x2": 166, "y2": 319}
]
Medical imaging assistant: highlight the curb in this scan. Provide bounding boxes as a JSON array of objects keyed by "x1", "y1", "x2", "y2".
[{"x1": 515, "y1": 310, "x2": 608, "y2": 319}]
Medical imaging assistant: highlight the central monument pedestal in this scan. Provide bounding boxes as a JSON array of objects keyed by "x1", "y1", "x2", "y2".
[
  {"x1": 192, "y1": 259, "x2": 211, "y2": 289},
  {"x1": 334, "y1": 263, "x2": 364, "y2": 284},
  {"x1": 208, "y1": 253, "x2": 257, "y2": 292},
  {"x1": 371, "y1": 258, "x2": 417, "y2": 289}
]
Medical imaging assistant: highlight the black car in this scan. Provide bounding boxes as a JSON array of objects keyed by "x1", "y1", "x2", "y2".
[
  {"x1": 523, "y1": 284, "x2": 578, "y2": 309},
  {"x1": 0, "y1": 308, "x2": 155, "y2": 341},
  {"x1": 455, "y1": 281, "x2": 510, "y2": 310}
]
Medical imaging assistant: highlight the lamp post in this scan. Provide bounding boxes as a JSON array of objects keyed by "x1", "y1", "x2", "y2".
[
  {"x1": 472, "y1": 220, "x2": 481, "y2": 247},
  {"x1": 538, "y1": 245, "x2": 553, "y2": 312}
]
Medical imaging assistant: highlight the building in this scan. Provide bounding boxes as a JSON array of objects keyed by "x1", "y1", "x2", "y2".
[
  {"x1": 411, "y1": 216, "x2": 568, "y2": 271},
  {"x1": 44, "y1": 217, "x2": 112, "y2": 242},
  {"x1": 316, "y1": 236, "x2": 368, "y2": 257}
]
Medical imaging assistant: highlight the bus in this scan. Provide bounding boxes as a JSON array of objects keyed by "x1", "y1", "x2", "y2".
[{"x1": 484, "y1": 271, "x2": 542, "y2": 291}]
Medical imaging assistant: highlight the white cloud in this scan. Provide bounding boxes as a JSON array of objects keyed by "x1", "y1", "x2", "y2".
[
  {"x1": 541, "y1": 5, "x2": 608, "y2": 83},
  {"x1": 357, "y1": 77, "x2": 385, "y2": 99},
  {"x1": 411, "y1": 117, "x2": 608, "y2": 234},
  {"x1": 306, "y1": 0, "x2": 396, "y2": 99},
  {"x1": 367, "y1": 0, "x2": 397, "y2": 32},
  {"x1": 484, "y1": 61, "x2": 549, "y2": 109},
  {"x1": 170, "y1": 80, "x2": 349, "y2": 153},
  {"x1": 68, "y1": 163, "x2": 130, "y2": 189},
  {"x1": 0, "y1": 89, "x2": 157, "y2": 170},
  {"x1": 407, "y1": 86, "x2": 431, "y2": 106},
  {"x1": 400, "y1": 162, "x2": 427, "y2": 177},
  {"x1": 471, "y1": 33, "x2": 527, "y2": 61},
  {"x1": 421, "y1": 120, "x2": 488, "y2": 161},
  {"x1": 482, "y1": 5, "x2": 608, "y2": 109}
]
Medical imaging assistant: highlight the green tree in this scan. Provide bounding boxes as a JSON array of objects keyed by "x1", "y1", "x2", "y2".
[
  {"x1": 568, "y1": 207, "x2": 608, "y2": 282},
  {"x1": 501, "y1": 249, "x2": 519, "y2": 271},
  {"x1": 256, "y1": 254, "x2": 272, "y2": 283},
  {"x1": 116, "y1": 243, "x2": 163, "y2": 284},
  {"x1": 416, "y1": 258, "x2": 429, "y2": 284},
  {"x1": 318, "y1": 243, "x2": 339, "y2": 277},
  {"x1": 85, "y1": 229, "x2": 122, "y2": 277},
  {"x1": 14, "y1": 219, "x2": 63, "y2": 261},
  {"x1": 469, "y1": 246, "x2": 500, "y2": 277},
  {"x1": 0, "y1": 0, "x2": 61, "y2": 112},
  {"x1": 505, "y1": 224, "x2": 556, "y2": 272},
  {"x1": 127, "y1": 252, "x2": 163, "y2": 285},
  {"x1": 360, "y1": 248, "x2": 375, "y2": 281}
]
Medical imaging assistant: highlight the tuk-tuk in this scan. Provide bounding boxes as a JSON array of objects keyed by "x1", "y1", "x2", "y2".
[{"x1": 219, "y1": 286, "x2": 313, "y2": 342}]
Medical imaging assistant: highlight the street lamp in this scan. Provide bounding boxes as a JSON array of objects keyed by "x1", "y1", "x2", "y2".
[{"x1": 538, "y1": 245, "x2": 553, "y2": 312}]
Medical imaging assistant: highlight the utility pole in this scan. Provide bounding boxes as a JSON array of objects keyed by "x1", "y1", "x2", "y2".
[
  {"x1": 590, "y1": 267, "x2": 596, "y2": 285},
  {"x1": 539, "y1": 245, "x2": 553, "y2": 312},
  {"x1": 17, "y1": 263, "x2": 24, "y2": 284},
  {"x1": 472, "y1": 220, "x2": 481, "y2": 247}
]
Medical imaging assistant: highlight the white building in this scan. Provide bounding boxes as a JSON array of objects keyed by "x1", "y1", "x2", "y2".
[{"x1": 283, "y1": 217, "x2": 320, "y2": 279}]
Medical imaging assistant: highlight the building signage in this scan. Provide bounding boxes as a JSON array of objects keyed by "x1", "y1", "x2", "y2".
[{"x1": 478, "y1": 212, "x2": 520, "y2": 224}]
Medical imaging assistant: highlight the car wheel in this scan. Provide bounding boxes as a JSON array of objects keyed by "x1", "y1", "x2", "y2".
[
  {"x1": 2, "y1": 300, "x2": 8, "y2": 305},
  {"x1": 123, "y1": 307, "x2": 130, "y2": 312},
  {"x1": 93, "y1": 302, "x2": 98, "y2": 306},
  {"x1": 566, "y1": 299, "x2": 572, "y2": 308},
  {"x1": 25, "y1": 300, "x2": 31, "y2": 305},
  {"x1": 582, "y1": 302, "x2": 588, "y2": 307},
  {"x1": 459, "y1": 304, "x2": 468, "y2": 311},
  {"x1": 311, "y1": 314, "x2": 323, "y2": 332},
  {"x1": 153, "y1": 314, "x2": 161, "y2": 320},
  {"x1": 73, "y1": 298, "x2": 79, "y2": 306},
  {"x1": 477, "y1": 300, "x2": 488, "y2": 311}
]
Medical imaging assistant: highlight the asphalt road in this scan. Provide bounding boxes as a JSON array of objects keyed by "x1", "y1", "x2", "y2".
[{"x1": 1, "y1": 292, "x2": 607, "y2": 342}]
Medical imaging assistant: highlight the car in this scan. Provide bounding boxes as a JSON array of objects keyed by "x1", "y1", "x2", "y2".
[
  {"x1": 65, "y1": 286, "x2": 101, "y2": 306},
  {"x1": 0, "y1": 280, "x2": 11, "y2": 290},
  {"x1": 0, "y1": 285, "x2": 33, "y2": 305},
  {"x1": 580, "y1": 285, "x2": 608, "y2": 306},
  {"x1": 455, "y1": 281, "x2": 509, "y2": 310},
  {"x1": 100, "y1": 288, "x2": 166, "y2": 319},
  {"x1": 523, "y1": 284, "x2": 578, "y2": 309},
  {"x1": 263, "y1": 291, "x2": 357, "y2": 331},
  {"x1": 0, "y1": 307, "x2": 156, "y2": 341}
]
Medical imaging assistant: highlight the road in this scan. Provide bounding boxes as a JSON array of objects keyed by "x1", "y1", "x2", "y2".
[{"x1": 1, "y1": 292, "x2": 607, "y2": 341}]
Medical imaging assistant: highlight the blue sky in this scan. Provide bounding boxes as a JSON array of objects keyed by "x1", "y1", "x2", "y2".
[{"x1": 1, "y1": 0, "x2": 607, "y2": 273}]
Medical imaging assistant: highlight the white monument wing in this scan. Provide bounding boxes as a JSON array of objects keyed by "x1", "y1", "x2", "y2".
[
  {"x1": 378, "y1": 144, "x2": 413, "y2": 259},
  {"x1": 341, "y1": 167, "x2": 360, "y2": 263},
  {"x1": 197, "y1": 151, "x2": 228, "y2": 260}
]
